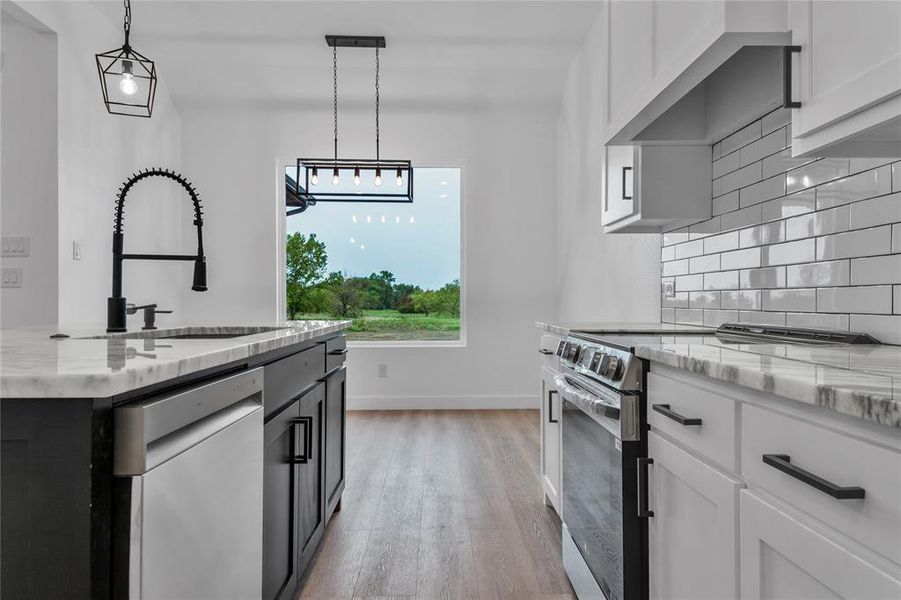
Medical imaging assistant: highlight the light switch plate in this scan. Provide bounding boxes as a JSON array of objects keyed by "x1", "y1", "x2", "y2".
[
  {"x1": 1, "y1": 236, "x2": 29, "y2": 257},
  {"x1": 1, "y1": 267, "x2": 23, "y2": 288}
]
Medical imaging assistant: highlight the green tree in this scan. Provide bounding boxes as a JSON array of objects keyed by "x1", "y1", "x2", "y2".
[
  {"x1": 325, "y1": 271, "x2": 363, "y2": 318},
  {"x1": 285, "y1": 232, "x2": 328, "y2": 319}
]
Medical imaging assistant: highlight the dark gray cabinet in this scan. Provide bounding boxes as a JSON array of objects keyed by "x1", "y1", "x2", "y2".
[{"x1": 262, "y1": 336, "x2": 346, "y2": 600}]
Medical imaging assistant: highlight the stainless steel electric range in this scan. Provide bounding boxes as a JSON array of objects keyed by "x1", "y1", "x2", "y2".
[{"x1": 554, "y1": 323, "x2": 880, "y2": 600}]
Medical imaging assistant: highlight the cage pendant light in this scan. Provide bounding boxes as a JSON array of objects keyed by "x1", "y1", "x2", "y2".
[
  {"x1": 290, "y1": 35, "x2": 413, "y2": 215},
  {"x1": 95, "y1": 0, "x2": 158, "y2": 117}
]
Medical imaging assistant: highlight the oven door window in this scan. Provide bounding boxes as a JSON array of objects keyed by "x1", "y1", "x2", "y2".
[{"x1": 562, "y1": 398, "x2": 624, "y2": 600}]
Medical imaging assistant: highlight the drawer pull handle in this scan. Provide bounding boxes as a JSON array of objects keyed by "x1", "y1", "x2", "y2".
[
  {"x1": 290, "y1": 416, "x2": 313, "y2": 464},
  {"x1": 783, "y1": 45, "x2": 802, "y2": 109},
  {"x1": 637, "y1": 457, "x2": 654, "y2": 518},
  {"x1": 329, "y1": 348, "x2": 348, "y2": 356},
  {"x1": 652, "y1": 404, "x2": 702, "y2": 426},
  {"x1": 762, "y1": 454, "x2": 864, "y2": 500},
  {"x1": 538, "y1": 349, "x2": 554, "y2": 355}
]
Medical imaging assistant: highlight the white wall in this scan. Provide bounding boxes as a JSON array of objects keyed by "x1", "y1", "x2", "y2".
[
  {"x1": 2, "y1": 1, "x2": 185, "y2": 328},
  {"x1": 1, "y1": 9, "x2": 58, "y2": 328},
  {"x1": 555, "y1": 15, "x2": 661, "y2": 323},
  {"x1": 178, "y1": 105, "x2": 558, "y2": 408}
]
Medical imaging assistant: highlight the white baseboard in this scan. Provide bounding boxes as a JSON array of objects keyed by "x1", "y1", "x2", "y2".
[{"x1": 346, "y1": 394, "x2": 538, "y2": 411}]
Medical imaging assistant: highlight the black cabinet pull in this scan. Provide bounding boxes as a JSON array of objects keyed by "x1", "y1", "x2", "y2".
[
  {"x1": 783, "y1": 45, "x2": 802, "y2": 108},
  {"x1": 538, "y1": 349, "x2": 554, "y2": 355},
  {"x1": 290, "y1": 416, "x2": 313, "y2": 464},
  {"x1": 329, "y1": 348, "x2": 348, "y2": 356},
  {"x1": 762, "y1": 454, "x2": 864, "y2": 500},
  {"x1": 622, "y1": 166, "x2": 633, "y2": 200},
  {"x1": 548, "y1": 390, "x2": 559, "y2": 424},
  {"x1": 652, "y1": 403, "x2": 702, "y2": 426},
  {"x1": 637, "y1": 457, "x2": 654, "y2": 518}
]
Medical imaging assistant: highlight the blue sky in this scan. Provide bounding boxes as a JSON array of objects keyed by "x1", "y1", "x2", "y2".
[{"x1": 287, "y1": 167, "x2": 460, "y2": 290}]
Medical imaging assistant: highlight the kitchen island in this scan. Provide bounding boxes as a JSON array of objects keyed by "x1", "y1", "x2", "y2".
[{"x1": 0, "y1": 320, "x2": 350, "y2": 600}]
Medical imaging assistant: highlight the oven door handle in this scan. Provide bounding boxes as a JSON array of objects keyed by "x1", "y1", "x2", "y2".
[{"x1": 637, "y1": 457, "x2": 654, "y2": 518}]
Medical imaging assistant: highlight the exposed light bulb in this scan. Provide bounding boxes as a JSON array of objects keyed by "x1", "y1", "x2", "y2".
[
  {"x1": 396, "y1": 168, "x2": 404, "y2": 187},
  {"x1": 380, "y1": 215, "x2": 386, "y2": 223},
  {"x1": 366, "y1": 215, "x2": 372, "y2": 223},
  {"x1": 352, "y1": 214, "x2": 357, "y2": 223},
  {"x1": 374, "y1": 168, "x2": 382, "y2": 186},
  {"x1": 360, "y1": 244, "x2": 366, "y2": 250},
  {"x1": 439, "y1": 193, "x2": 448, "y2": 199},
  {"x1": 332, "y1": 167, "x2": 340, "y2": 186},
  {"x1": 409, "y1": 216, "x2": 415, "y2": 224},
  {"x1": 440, "y1": 181, "x2": 448, "y2": 186},
  {"x1": 311, "y1": 168, "x2": 319, "y2": 186},
  {"x1": 354, "y1": 166, "x2": 361, "y2": 187},
  {"x1": 119, "y1": 60, "x2": 138, "y2": 96},
  {"x1": 395, "y1": 216, "x2": 400, "y2": 224},
  {"x1": 349, "y1": 237, "x2": 356, "y2": 244}
]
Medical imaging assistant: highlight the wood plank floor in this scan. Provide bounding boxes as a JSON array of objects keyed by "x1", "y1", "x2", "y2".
[{"x1": 296, "y1": 409, "x2": 575, "y2": 600}]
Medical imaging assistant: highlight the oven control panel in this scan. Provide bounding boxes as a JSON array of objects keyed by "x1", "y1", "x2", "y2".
[{"x1": 556, "y1": 336, "x2": 642, "y2": 391}]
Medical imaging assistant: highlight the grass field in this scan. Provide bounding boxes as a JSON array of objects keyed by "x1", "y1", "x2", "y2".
[{"x1": 298, "y1": 309, "x2": 460, "y2": 341}]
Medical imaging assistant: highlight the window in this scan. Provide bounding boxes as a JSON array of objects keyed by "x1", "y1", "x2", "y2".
[{"x1": 285, "y1": 167, "x2": 461, "y2": 343}]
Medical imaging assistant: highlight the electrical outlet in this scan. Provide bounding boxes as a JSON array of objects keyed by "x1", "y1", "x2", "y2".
[
  {"x1": 72, "y1": 241, "x2": 82, "y2": 260},
  {"x1": 1, "y1": 267, "x2": 23, "y2": 288},
  {"x1": 377, "y1": 364, "x2": 388, "y2": 378},
  {"x1": 663, "y1": 280, "x2": 676, "y2": 298},
  {"x1": 1, "y1": 236, "x2": 29, "y2": 257}
]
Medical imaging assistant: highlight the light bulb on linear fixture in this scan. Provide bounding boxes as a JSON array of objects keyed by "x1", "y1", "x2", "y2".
[
  {"x1": 374, "y1": 168, "x2": 382, "y2": 186},
  {"x1": 311, "y1": 167, "x2": 319, "y2": 186},
  {"x1": 119, "y1": 60, "x2": 138, "y2": 96},
  {"x1": 332, "y1": 167, "x2": 340, "y2": 186},
  {"x1": 395, "y1": 168, "x2": 403, "y2": 187},
  {"x1": 354, "y1": 166, "x2": 361, "y2": 187}
]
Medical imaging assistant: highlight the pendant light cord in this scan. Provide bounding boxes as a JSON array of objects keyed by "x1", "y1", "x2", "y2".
[
  {"x1": 375, "y1": 46, "x2": 380, "y2": 163},
  {"x1": 333, "y1": 44, "x2": 338, "y2": 166},
  {"x1": 123, "y1": 0, "x2": 132, "y2": 50}
]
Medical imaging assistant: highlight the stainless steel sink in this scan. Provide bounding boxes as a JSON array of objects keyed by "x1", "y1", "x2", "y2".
[{"x1": 81, "y1": 326, "x2": 289, "y2": 340}]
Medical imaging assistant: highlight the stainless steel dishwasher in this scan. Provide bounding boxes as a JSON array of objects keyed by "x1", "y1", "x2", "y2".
[{"x1": 113, "y1": 368, "x2": 264, "y2": 600}]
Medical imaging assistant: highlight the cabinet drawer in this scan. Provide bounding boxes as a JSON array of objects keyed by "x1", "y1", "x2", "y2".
[
  {"x1": 742, "y1": 404, "x2": 901, "y2": 565},
  {"x1": 648, "y1": 371, "x2": 738, "y2": 471},
  {"x1": 325, "y1": 336, "x2": 347, "y2": 373},
  {"x1": 264, "y1": 344, "x2": 325, "y2": 417}
]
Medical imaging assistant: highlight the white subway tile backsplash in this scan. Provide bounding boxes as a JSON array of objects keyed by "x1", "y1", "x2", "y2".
[
  {"x1": 849, "y1": 314, "x2": 901, "y2": 345},
  {"x1": 740, "y1": 266, "x2": 785, "y2": 289},
  {"x1": 713, "y1": 191, "x2": 739, "y2": 216},
  {"x1": 722, "y1": 290, "x2": 761, "y2": 310},
  {"x1": 662, "y1": 259, "x2": 689, "y2": 276},
  {"x1": 786, "y1": 158, "x2": 849, "y2": 194},
  {"x1": 721, "y1": 247, "x2": 761, "y2": 270},
  {"x1": 719, "y1": 120, "x2": 762, "y2": 156},
  {"x1": 689, "y1": 291, "x2": 720, "y2": 308},
  {"x1": 815, "y1": 165, "x2": 891, "y2": 209},
  {"x1": 739, "y1": 127, "x2": 788, "y2": 167},
  {"x1": 785, "y1": 205, "x2": 849, "y2": 241},
  {"x1": 704, "y1": 231, "x2": 739, "y2": 254},
  {"x1": 849, "y1": 191, "x2": 901, "y2": 230},
  {"x1": 674, "y1": 239, "x2": 705, "y2": 259},
  {"x1": 664, "y1": 109, "x2": 901, "y2": 331},
  {"x1": 689, "y1": 254, "x2": 721, "y2": 274},
  {"x1": 815, "y1": 226, "x2": 892, "y2": 260},
  {"x1": 786, "y1": 312, "x2": 850, "y2": 331},
  {"x1": 761, "y1": 149, "x2": 817, "y2": 178},
  {"x1": 761, "y1": 189, "x2": 816, "y2": 222},
  {"x1": 817, "y1": 286, "x2": 893, "y2": 314},
  {"x1": 739, "y1": 221, "x2": 784, "y2": 248},
  {"x1": 739, "y1": 174, "x2": 786, "y2": 208},
  {"x1": 762, "y1": 289, "x2": 816, "y2": 312},
  {"x1": 762, "y1": 238, "x2": 816, "y2": 266},
  {"x1": 704, "y1": 270, "x2": 739, "y2": 290},
  {"x1": 850, "y1": 255, "x2": 901, "y2": 285},
  {"x1": 675, "y1": 274, "x2": 704, "y2": 292},
  {"x1": 786, "y1": 260, "x2": 850, "y2": 288},
  {"x1": 713, "y1": 152, "x2": 740, "y2": 179}
]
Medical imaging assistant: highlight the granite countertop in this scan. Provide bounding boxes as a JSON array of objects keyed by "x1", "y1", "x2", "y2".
[
  {"x1": 0, "y1": 321, "x2": 351, "y2": 399},
  {"x1": 635, "y1": 336, "x2": 901, "y2": 429}
]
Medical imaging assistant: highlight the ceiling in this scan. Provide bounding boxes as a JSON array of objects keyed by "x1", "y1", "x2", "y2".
[{"x1": 91, "y1": 0, "x2": 603, "y2": 112}]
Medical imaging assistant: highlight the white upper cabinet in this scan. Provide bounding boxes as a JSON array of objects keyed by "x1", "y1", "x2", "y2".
[
  {"x1": 787, "y1": 0, "x2": 901, "y2": 156},
  {"x1": 602, "y1": 0, "x2": 788, "y2": 146}
]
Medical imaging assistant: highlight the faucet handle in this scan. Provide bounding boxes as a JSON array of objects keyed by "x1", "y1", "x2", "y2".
[{"x1": 127, "y1": 302, "x2": 157, "y2": 315}]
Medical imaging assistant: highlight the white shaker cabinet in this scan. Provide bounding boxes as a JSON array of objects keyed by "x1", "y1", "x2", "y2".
[
  {"x1": 787, "y1": 0, "x2": 901, "y2": 156},
  {"x1": 539, "y1": 360, "x2": 562, "y2": 515},
  {"x1": 647, "y1": 431, "x2": 743, "y2": 600},
  {"x1": 740, "y1": 490, "x2": 901, "y2": 600}
]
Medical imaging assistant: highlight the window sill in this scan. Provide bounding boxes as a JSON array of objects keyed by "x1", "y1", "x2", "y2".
[{"x1": 348, "y1": 339, "x2": 466, "y2": 349}]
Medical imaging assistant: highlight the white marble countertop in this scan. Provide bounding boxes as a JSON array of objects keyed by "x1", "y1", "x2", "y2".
[{"x1": 0, "y1": 321, "x2": 351, "y2": 399}]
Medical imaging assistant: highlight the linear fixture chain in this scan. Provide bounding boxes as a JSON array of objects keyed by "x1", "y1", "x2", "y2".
[
  {"x1": 123, "y1": 0, "x2": 132, "y2": 45},
  {"x1": 375, "y1": 46, "x2": 380, "y2": 161},
  {"x1": 333, "y1": 44, "x2": 338, "y2": 163}
]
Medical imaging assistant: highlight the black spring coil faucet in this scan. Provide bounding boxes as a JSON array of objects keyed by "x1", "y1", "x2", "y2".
[{"x1": 107, "y1": 168, "x2": 207, "y2": 332}]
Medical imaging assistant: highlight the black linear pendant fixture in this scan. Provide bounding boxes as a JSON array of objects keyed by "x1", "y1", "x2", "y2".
[
  {"x1": 291, "y1": 35, "x2": 413, "y2": 215},
  {"x1": 95, "y1": 0, "x2": 157, "y2": 117}
]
